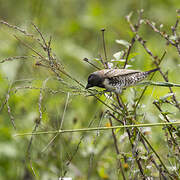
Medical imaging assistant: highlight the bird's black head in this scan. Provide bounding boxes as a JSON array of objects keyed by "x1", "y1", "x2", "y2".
[{"x1": 86, "y1": 73, "x2": 104, "y2": 89}]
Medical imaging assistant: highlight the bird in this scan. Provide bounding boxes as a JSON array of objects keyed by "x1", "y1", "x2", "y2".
[{"x1": 86, "y1": 68, "x2": 159, "y2": 94}]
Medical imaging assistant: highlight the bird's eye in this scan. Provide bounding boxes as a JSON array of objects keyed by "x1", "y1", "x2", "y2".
[{"x1": 88, "y1": 74, "x2": 93, "y2": 81}]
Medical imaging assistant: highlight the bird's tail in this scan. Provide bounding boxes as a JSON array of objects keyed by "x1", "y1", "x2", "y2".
[{"x1": 145, "y1": 68, "x2": 159, "y2": 74}]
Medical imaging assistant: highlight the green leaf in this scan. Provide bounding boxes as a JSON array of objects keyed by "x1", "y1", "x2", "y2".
[
  {"x1": 98, "y1": 167, "x2": 108, "y2": 179},
  {"x1": 161, "y1": 111, "x2": 173, "y2": 116},
  {"x1": 111, "y1": 59, "x2": 126, "y2": 62},
  {"x1": 128, "y1": 52, "x2": 138, "y2": 61},
  {"x1": 160, "y1": 93, "x2": 174, "y2": 101},
  {"x1": 126, "y1": 11, "x2": 133, "y2": 21},
  {"x1": 115, "y1": 128, "x2": 121, "y2": 133},
  {"x1": 115, "y1": 39, "x2": 130, "y2": 48},
  {"x1": 113, "y1": 51, "x2": 124, "y2": 60}
]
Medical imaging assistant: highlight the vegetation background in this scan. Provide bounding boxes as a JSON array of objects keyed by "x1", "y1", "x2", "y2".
[{"x1": 0, "y1": 0, "x2": 179, "y2": 179}]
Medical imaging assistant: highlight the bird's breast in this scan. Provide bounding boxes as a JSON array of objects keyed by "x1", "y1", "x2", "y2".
[{"x1": 103, "y1": 78, "x2": 116, "y2": 91}]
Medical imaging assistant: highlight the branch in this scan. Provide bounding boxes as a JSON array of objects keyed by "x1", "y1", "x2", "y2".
[
  {"x1": 138, "y1": 81, "x2": 180, "y2": 87},
  {"x1": 14, "y1": 121, "x2": 180, "y2": 136}
]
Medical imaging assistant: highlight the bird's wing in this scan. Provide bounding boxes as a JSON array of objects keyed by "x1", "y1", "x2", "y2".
[{"x1": 102, "y1": 69, "x2": 141, "y2": 78}]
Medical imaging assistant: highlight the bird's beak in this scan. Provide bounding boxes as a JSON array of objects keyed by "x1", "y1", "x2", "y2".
[{"x1": 85, "y1": 83, "x2": 92, "y2": 89}]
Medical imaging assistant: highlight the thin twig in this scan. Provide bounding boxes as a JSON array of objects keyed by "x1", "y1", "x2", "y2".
[
  {"x1": 0, "y1": 20, "x2": 33, "y2": 36},
  {"x1": 5, "y1": 84, "x2": 16, "y2": 130},
  {"x1": 14, "y1": 121, "x2": 180, "y2": 136},
  {"x1": 123, "y1": 37, "x2": 136, "y2": 69},
  {"x1": 146, "y1": 19, "x2": 180, "y2": 56},
  {"x1": 6, "y1": 93, "x2": 16, "y2": 130},
  {"x1": 60, "y1": 93, "x2": 70, "y2": 129},
  {"x1": 0, "y1": 95, "x2": 8, "y2": 113},
  {"x1": 171, "y1": 19, "x2": 179, "y2": 37},
  {"x1": 32, "y1": 23, "x2": 47, "y2": 49},
  {"x1": 134, "y1": 51, "x2": 166, "y2": 109},
  {"x1": 140, "y1": 132, "x2": 174, "y2": 179},
  {"x1": 83, "y1": 58, "x2": 101, "y2": 70},
  {"x1": 41, "y1": 91, "x2": 69, "y2": 154},
  {"x1": 145, "y1": 20, "x2": 176, "y2": 46},
  {"x1": 153, "y1": 101, "x2": 179, "y2": 149},
  {"x1": 26, "y1": 78, "x2": 49, "y2": 158},
  {"x1": 14, "y1": 35, "x2": 45, "y2": 59},
  {"x1": 63, "y1": 115, "x2": 97, "y2": 177},
  {"x1": 101, "y1": 28, "x2": 108, "y2": 68},
  {"x1": 137, "y1": 81, "x2": 180, "y2": 87},
  {"x1": 0, "y1": 56, "x2": 29, "y2": 63},
  {"x1": 109, "y1": 118, "x2": 126, "y2": 180}
]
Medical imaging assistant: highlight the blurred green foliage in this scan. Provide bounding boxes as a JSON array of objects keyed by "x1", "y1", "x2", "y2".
[{"x1": 0, "y1": 0, "x2": 180, "y2": 179}]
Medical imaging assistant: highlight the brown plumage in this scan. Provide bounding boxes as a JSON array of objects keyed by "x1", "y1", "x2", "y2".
[{"x1": 86, "y1": 68, "x2": 159, "y2": 93}]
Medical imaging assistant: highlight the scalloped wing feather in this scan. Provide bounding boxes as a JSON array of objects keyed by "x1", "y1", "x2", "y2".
[{"x1": 97, "y1": 69, "x2": 141, "y2": 78}]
